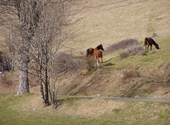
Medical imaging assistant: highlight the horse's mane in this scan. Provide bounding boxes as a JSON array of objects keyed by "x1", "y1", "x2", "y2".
[
  {"x1": 149, "y1": 37, "x2": 160, "y2": 49},
  {"x1": 96, "y1": 44, "x2": 104, "y2": 51}
]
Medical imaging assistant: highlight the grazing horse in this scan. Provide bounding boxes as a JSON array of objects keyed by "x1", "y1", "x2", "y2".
[
  {"x1": 144, "y1": 37, "x2": 160, "y2": 52},
  {"x1": 86, "y1": 44, "x2": 104, "y2": 67}
]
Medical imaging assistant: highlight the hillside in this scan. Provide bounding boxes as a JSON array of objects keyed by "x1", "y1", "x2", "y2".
[
  {"x1": 65, "y1": 0, "x2": 170, "y2": 52},
  {"x1": 0, "y1": 0, "x2": 170, "y2": 125},
  {"x1": 54, "y1": 37, "x2": 170, "y2": 97},
  {"x1": 55, "y1": 0, "x2": 170, "y2": 98}
]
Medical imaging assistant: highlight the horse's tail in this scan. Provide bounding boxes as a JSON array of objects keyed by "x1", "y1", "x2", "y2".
[
  {"x1": 151, "y1": 38, "x2": 160, "y2": 49},
  {"x1": 86, "y1": 49, "x2": 89, "y2": 57},
  {"x1": 86, "y1": 48, "x2": 94, "y2": 57}
]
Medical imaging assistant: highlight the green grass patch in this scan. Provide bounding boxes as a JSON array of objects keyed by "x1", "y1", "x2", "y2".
[
  {"x1": 106, "y1": 37, "x2": 170, "y2": 70},
  {"x1": 0, "y1": 94, "x2": 170, "y2": 125}
]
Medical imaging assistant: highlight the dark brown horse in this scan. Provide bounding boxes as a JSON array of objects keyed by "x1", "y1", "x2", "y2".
[
  {"x1": 86, "y1": 44, "x2": 104, "y2": 65},
  {"x1": 144, "y1": 37, "x2": 160, "y2": 52}
]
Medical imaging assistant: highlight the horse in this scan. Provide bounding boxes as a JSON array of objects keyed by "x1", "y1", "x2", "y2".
[
  {"x1": 86, "y1": 44, "x2": 104, "y2": 57},
  {"x1": 86, "y1": 44, "x2": 104, "y2": 67},
  {"x1": 86, "y1": 44, "x2": 104, "y2": 62},
  {"x1": 144, "y1": 37, "x2": 160, "y2": 52}
]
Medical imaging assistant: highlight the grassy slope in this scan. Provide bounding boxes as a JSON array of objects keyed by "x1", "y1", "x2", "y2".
[
  {"x1": 66, "y1": 0, "x2": 170, "y2": 53},
  {"x1": 109, "y1": 37, "x2": 170, "y2": 69},
  {"x1": 58, "y1": 38, "x2": 170, "y2": 98}
]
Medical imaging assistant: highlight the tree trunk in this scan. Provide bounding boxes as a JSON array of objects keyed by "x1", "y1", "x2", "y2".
[
  {"x1": 44, "y1": 72, "x2": 50, "y2": 105},
  {"x1": 17, "y1": 39, "x2": 30, "y2": 95},
  {"x1": 44, "y1": 42, "x2": 50, "y2": 105},
  {"x1": 17, "y1": 61, "x2": 29, "y2": 95}
]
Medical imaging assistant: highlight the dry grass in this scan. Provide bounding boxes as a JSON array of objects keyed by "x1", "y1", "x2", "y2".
[
  {"x1": 0, "y1": 72, "x2": 18, "y2": 94},
  {"x1": 11, "y1": 94, "x2": 125, "y2": 117},
  {"x1": 65, "y1": 0, "x2": 170, "y2": 54},
  {"x1": 58, "y1": 99, "x2": 125, "y2": 117},
  {"x1": 0, "y1": 74, "x2": 13, "y2": 86},
  {"x1": 151, "y1": 62, "x2": 170, "y2": 83},
  {"x1": 11, "y1": 95, "x2": 44, "y2": 113},
  {"x1": 120, "y1": 69, "x2": 140, "y2": 81},
  {"x1": 54, "y1": 62, "x2": 170, "y2": 98}
]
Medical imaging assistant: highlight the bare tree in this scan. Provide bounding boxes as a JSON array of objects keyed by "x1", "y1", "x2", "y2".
[
  {"x1": 28, "y1": 0, "x2": 72, "y2": 106},
  {"x1": 0, "y1": 0, "x2": 74, "y2": 106},
  {"x1": 0, "y1": 0, "x2": 42, "y2": 95},
  {"x1": 0, "y1": 0, "x2": 72, "y2": 98}
]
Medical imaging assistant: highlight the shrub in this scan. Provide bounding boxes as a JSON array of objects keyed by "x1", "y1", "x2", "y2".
[
  {"x1": 86, "y1": 56, "x2": 97, "y2": 71},
  {"x1": 53, "y1": 52, "x2": 82, "y2": 75},
  {"x1": 0, "y1": 52, "x2": 13, "y2": 72},
  {"x1": 106, "y1": 39, "x2": 139, "y2": 52},
  {"x1": 154, "y1": 62, "x2": 170, "y2": 83},
  {"x1": 119, "y1": 45, "x2": 145, "y2": 59},
  {"x1": 0, "y1": 73, "x2": 13, "y2": 87},
  {"x1": 121, "y1": 69, "x2": 140, "y2": 82}
]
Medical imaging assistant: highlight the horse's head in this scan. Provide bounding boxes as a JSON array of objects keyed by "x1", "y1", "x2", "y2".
[
  {"x1": 155, "y1": 44, "x2": 160, "y2": 49},
  {"x1": 96, "y1": 44, "x2": 104, "y2": 51}
]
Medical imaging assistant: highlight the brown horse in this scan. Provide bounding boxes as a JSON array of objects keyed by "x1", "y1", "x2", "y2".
[
  {"x1": 144, "y1": 37, "x2": 160, "y2": 52},
  {"x1": 86, "y1": 44, "x2": 104, "y2": 61},
  {"x1": 86, "y1": 44, "x2": 104, "y2": 67}
]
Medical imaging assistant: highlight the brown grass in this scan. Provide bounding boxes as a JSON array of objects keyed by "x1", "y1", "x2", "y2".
[
  {"x1": 65, "y1": 0, "x2": 170, "y2": 53},
  {"x1": 58, "y1": 99, "x2": 125, "y2": 117},
  {"x1": 152, "y1": 62, "x2": 170, "y2": 83},
  {"x1": 0, "y1": 72, "x2": 18, "y2": 93},
  {"x1": 120, "y1": 69, "x2": 140, "y2": 82}
]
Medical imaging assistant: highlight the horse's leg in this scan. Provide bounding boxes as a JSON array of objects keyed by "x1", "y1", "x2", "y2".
[
  {"x1": 93, "y1": 54, "x2": 99, "y2": 68},
  {"x1": 98, "y1": 57, "x2": 102, "y2": 63},
  {"x1": 150, "y1": 45, "x2": 152, "y2": 50},
  {"x1": 100, "y1": 57, "x2": 103, "y2": 63},
  {"x1": 145, "y1": 45, "x2": 148, "y2": 53},
  {"x1": 96, "y1": 59, "x2": 99, "y2": 67},
  {"x1": 100, "y1": 51, "x2": 103, "y2": 63},
  {"x1": 93, "y1": 59, "x2": 99, "y2": 68}
]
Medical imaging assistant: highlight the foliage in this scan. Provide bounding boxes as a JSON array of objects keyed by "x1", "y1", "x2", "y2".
[
  {"x1": 119, "y1": 45, "x2": 145, "y2": 59},
  {"x1": 0, "y1": 0, "x2": 73, "y2": 105},
  {"x1": 54, "y1": 52, "x2": 82, "y2": 75},
  {"x1": 106, "y1": 39, "x2": 139, "y2": 52},
  {"x1": 152, "y1": 62, "x2": 170, "y2": 83},
  {"x1": 0, "y1": 73, "x2": 13, "y2": 87},
  {"x1": 120, "y1": 69, "x2": 140, "y2": 81},
  {"x1": 86, "y1": 56, "x2": 97, "y2": 71},
  {"x1": 0, "y1": 52, "x2": 12, "y2": 72}
]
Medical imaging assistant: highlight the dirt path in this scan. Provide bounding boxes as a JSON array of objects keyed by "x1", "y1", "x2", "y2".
[{"x1": 62, "y1": 95, "x2": 170, "y2": 103}]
